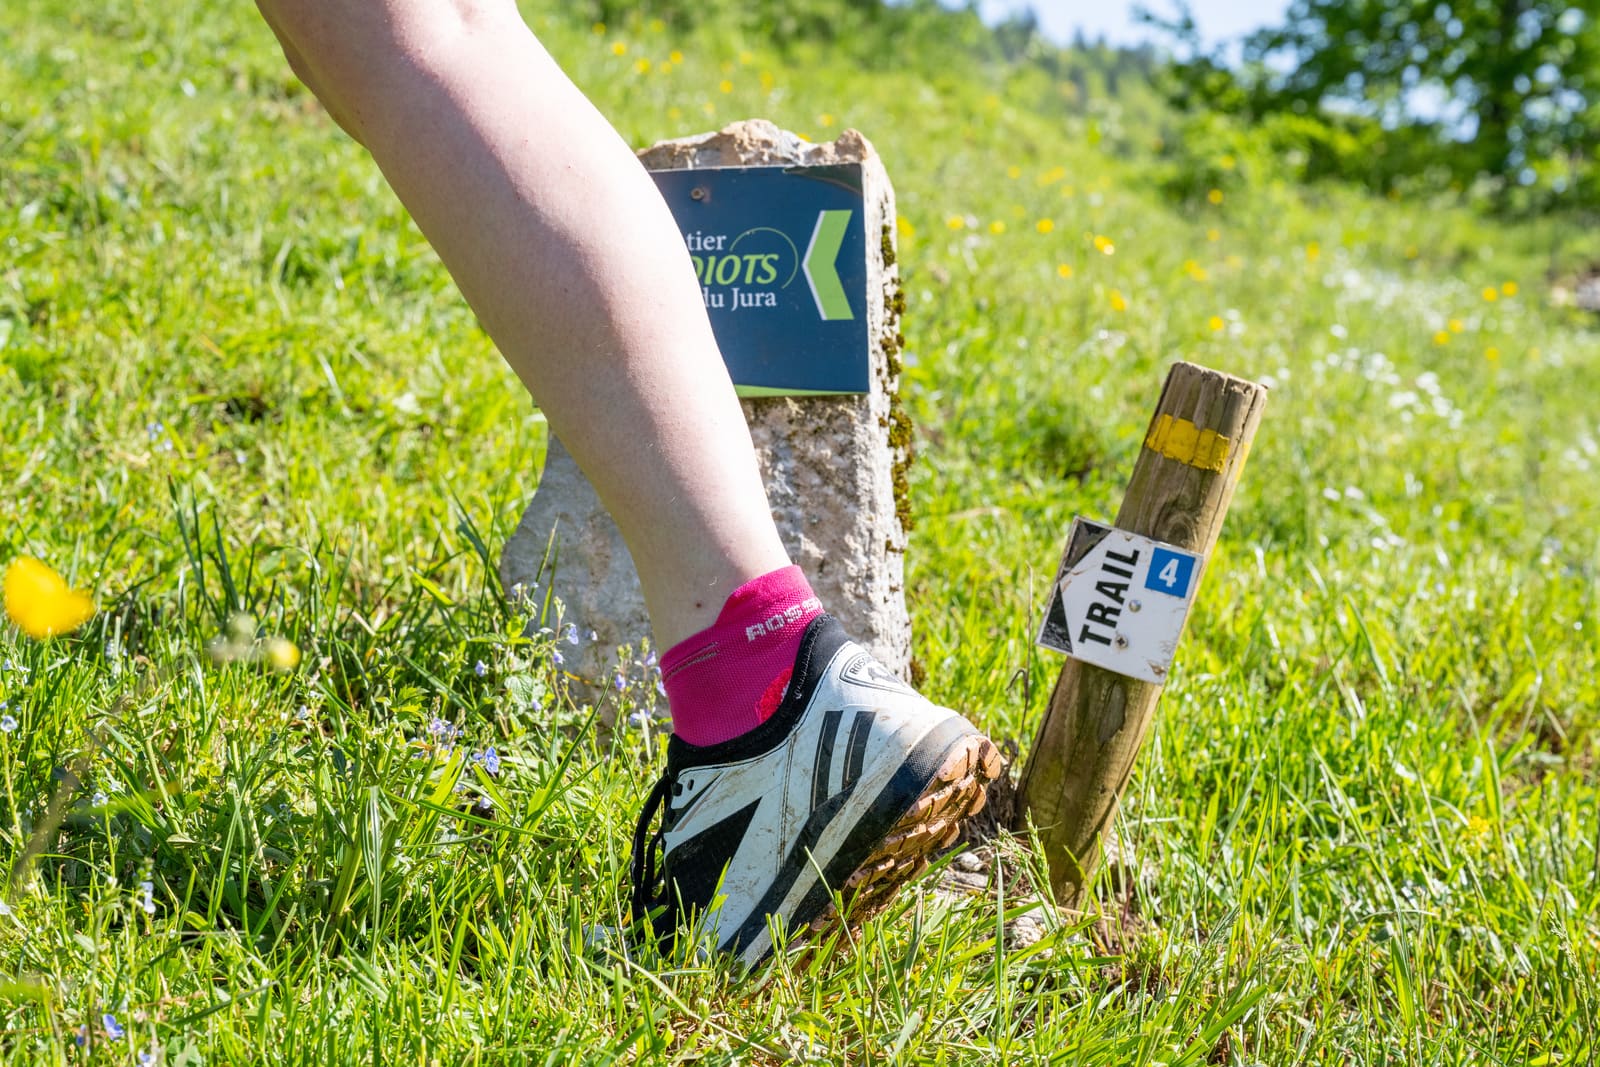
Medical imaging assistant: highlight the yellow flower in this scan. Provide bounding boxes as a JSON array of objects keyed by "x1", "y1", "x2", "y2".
[
  {"x1": 1109, "y1": 289, "x2": 1128, "y2": 312},
  {"x1": 1207, "y1": 188, "x2": 1224, "y2": 205},
  {"x1": 1057, "y1": 263, "x2": 1074, "y2": 279},
  {"x1": 669, "y1": 50, "x2": 685, "y2": 64},
  {"x1": 1208, "y1": 315, "x2": 1224, "y2": 332},
  {"x1": 1219, "y1": 154, "x2": 1237, "y2": 170},
  {"x1": 592, "y1": 21, "x2": 606, "y2": 35},
  {"x1": 659, "y1": 61, "x2": 673, "y2": 74},
  {"x1": 1306, "y1": 241, "x2": 1320, "y2": 263},
  {"x1": 759, "y1": 70, "x2": 774, "y2": 92},
  {"x1": 264, "y1": 637, "x2": 301, "y2": 672},
  {"x1": 667, "y1": 106, "x2": 682, "y2": 121},
  {"x1": 946, "y1": 215, "x2": 966, "y2": 230},
  {"x1": 1183, "y1": 259, "x2": 1208, "y2": 282},
  {"x1": 1448, "y1": 318, "x2": 1464, "y2": 333},
  {"x1": 1206, "y1": 228, "x2": 1220, "y2": 242},
  {"x1": 648, "y1": 17, "x2": 666, "y2": 33},
  {"x1": 718, "y1": 79, "x2": 733, "y2": 94},
  {"x1": 1039, "y1": 165, "x2": 1067, "y2": 185},
  {"x1": 989, "y1": 220, "x2": 1006, "y2": 234},
  {"x1": 1404, "y1": 245, "x2": 1419, "y2": 259},
  {"x1": 1092, "y1": 234, "x2": 1115, "y2": 255},
  {"x1": 4, "y1": 557, "x2": 95, "y2": 639},
  {"x1": 701, "y1": 100, "x2": 716, "y2": 116},
  {"x1": 1501, "y1": 281, "x2": 1518, "y2": 297},
  {"x1": 1481, "y1": 286, "x2": 1498, "y2": 302},
  {"x1": 738, "y1": 50, "x2": 754, "y2": 65},
  {"x1": 1061, "y1": 184, "x2": 1076, "y2": 198},
  {"x1": 1433, "y1": 330, "x2": 1450, "y2": 345},
  {"x1": 634, "y1": 58, "x2": 652, "y2": 75},
  {"x1": 611, "y1": 40, "x2": 627, "y2": 56},
  {"x1": 1484, "y1": 346, "x2": 1500, "y2": 362},
  {"x1": 1006, "y1": 165, "x2": 1022, "y2": 180},
  {"x1": 1036, "y1": 218, "x2": 1055, "y2": 234},
  {"x1": 818, "y1": 113, "x2": 834, "y2": 127},
  {"x1": 897, "y1": 215, "x2": 916, "y2": 240}
]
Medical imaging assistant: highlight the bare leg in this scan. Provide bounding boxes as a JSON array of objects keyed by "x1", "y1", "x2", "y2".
[{"x1": 255, "y1": 0, "x2": 789, "y2": 648}]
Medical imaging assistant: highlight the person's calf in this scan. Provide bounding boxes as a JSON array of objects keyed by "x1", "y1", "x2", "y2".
[{"x1": 253, "y1": 0, "x2": 522, "y2": 145}]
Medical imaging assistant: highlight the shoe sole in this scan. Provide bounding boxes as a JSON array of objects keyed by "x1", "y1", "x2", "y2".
[{"x1": 808, "y1": 731, "x2": 1004, "y2": 940}]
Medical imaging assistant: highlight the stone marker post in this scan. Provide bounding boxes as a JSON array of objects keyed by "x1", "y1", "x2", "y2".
[{"x1": 500, "y1": 121, "x2": 912, "y2": 694}]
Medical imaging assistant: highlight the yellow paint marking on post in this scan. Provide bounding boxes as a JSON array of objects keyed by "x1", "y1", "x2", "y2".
[{"x1": 1144, "y1": 413, "x2": 1230, "y2": 473}]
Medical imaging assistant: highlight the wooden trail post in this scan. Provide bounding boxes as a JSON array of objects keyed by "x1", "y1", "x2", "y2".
[{"x1": 1014, "y1": 361, "x2": 1267, "y2": 907}]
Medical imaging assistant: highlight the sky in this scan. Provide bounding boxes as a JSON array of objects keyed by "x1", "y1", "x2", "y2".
[{"x1": 976, "y1": 0, "x2": 1292, "y2": 50}]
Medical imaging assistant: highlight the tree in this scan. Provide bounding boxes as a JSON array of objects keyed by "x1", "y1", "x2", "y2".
[{"x1": 1147, "y1": 0, "x2": 1600, "y2": 203}]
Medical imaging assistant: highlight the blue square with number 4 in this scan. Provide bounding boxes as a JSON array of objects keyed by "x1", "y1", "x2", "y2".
[{"x1": 1144, "y1": 547, "x2": 1196, "y2": 599}]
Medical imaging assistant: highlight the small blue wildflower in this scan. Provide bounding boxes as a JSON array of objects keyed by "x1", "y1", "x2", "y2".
[
  {"x1": 475, "y1": 747, "x2": 501, "y2": 776},
  {"x1": 475, "y1": 795, "x2": 493, "y2": 813},
  {"x1": 564, "y1": 624, "x2": 580, "y2": 646},
  {"x1": 139, "y1": 1049, "x2": 158, "y2": 1067},
  {"x1": 645, "y1": 651, "x2": 657, "y2": 668},
  {"x1": 92, "y1": 791, "x2": 108, "y2": 807},
  {"x1": 655, "y1": 679, "x2": 667, "y2": 698},
  {"x1": 426, "y1": 717, "x2": 459, "y2": 743},
  {"x1": 145, "y1": 421, "x2": 164, "y2": 440},
  {"x1": 103, "y1": 1013, "x2": 125, "y2": 1041},
  {"x1": 614, "y1": 673, "x2": 626, "y2": 692},
  {"x1": 473, "y1": 660, "x2": 488, "y2": 678},
  {"x1": 0, "y1": 714, "x2": 16, "y2": 734},
  {"x1": 552, "y1": 649, "x2": 564, "y2": 667}
]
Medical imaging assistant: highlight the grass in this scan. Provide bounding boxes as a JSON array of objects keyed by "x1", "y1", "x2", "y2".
[{"x1": 2, "y1": 1, "x2": 1598, "y2": 1063}]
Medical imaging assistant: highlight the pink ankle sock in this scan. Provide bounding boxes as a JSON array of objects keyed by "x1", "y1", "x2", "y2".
[{"x1": 660, "y1": 565, "x2": 824, "y2": 747}]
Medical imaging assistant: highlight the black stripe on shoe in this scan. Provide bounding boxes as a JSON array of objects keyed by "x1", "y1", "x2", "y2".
[
  {"x1": 841, "y1": 710, "x2": 873, "y2": 792},
  {"x1": 723, "y1": 712, "x2": 978, "y2": 959},
  {"x1": 811, "y1": 708, "x2": 842, "y2": 814}
]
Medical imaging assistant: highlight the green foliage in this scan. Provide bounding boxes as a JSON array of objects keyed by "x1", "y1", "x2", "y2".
[
  {"x1": 1, "y1": 0, "x2": 1598, "y2": 1062},
  {"x1": 1152, "y1": 0, "x2": 1600, "y2": 210}
]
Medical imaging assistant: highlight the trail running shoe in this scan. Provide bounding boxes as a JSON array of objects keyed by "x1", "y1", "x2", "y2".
[{"x1": 629, "y1": 614, "x2": 1003, "y2": 968}]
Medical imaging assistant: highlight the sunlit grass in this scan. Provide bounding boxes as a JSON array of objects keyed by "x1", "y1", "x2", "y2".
[{"x1": 1, "y1": 1, "x2": 1596, "y2": 1063}]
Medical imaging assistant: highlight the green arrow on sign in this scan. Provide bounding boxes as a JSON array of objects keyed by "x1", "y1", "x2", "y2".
[{"x1": 803, "y1": 209, "x2": 854, "y2": 321}]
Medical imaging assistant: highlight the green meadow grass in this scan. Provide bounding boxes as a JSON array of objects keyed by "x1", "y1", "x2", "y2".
[{"x1": 2, "y1": 2, "x2": 1597, "y2": 1063}]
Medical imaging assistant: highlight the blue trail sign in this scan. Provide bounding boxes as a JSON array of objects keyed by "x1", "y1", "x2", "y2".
[{"x1": 649, "y1": 163, "x2": 870, "y2": 396}]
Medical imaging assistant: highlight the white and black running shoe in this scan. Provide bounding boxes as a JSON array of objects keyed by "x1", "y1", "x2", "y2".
[{"x1": 629, "y1": 614, "x2": 1003, "y2": 968}]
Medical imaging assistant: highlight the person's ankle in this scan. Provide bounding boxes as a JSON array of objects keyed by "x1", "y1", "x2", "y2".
[{"x1": 660, "y1": 565, "x2": 823, "y2": 747}]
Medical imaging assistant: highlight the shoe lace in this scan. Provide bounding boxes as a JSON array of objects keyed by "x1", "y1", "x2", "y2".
[{"x1": 628, "y1": 769, "x2": 676, "y2": 929}]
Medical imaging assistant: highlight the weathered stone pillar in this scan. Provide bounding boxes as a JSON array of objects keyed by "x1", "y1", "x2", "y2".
[{"x1": 500, "y1": 120, "x2": 911, "y2": 689}]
